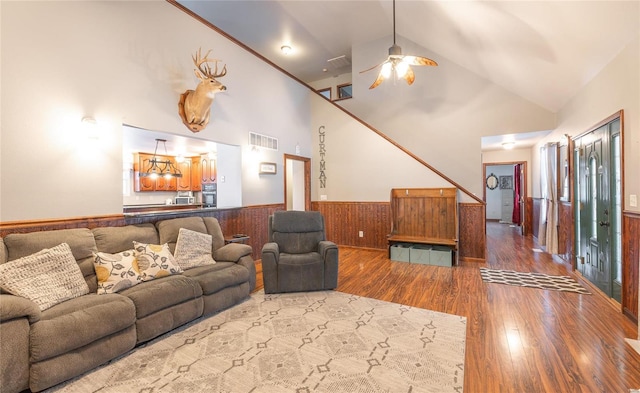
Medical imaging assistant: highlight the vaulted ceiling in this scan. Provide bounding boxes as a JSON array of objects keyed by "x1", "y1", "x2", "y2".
[{"x1": 177, "y1": 0, "x2": 639, "y2": 114}]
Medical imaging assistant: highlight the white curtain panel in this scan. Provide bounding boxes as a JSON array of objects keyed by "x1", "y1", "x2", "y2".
[
  {"x1": 538, "y1": 146, "x2": 548, "y2": 245},
  {"x1": 544, "y1": 143, "x2": 559, "y2": 254}
]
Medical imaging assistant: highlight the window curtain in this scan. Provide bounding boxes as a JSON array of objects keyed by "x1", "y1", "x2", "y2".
[
  {"x1": 512, "y1": 164, "x2": 521, "y2": 225},
  {"x1": 540, "y1": 143, "x2": 559, "y2": 253},
  {"x1": 538, "y1": 146, "x2": 548, "y2": 244}
]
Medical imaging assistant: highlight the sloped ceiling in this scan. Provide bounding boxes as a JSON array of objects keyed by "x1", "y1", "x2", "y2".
[{"x1": 177, "y1": 0, "x2": 639, "y2": 113}]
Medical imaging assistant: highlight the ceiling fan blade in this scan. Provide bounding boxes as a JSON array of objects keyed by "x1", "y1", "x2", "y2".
[
  {"x1": 404, "y1": 55, "x2": 438, "y2": 67},
  {"x1": 403, "y1": 66, "x2": 415, "y2": 85},
  {"x1": 369, "y1": 70, "x2": 386, "y2": 89},
  {"x1": 359, "y1": 60, "x2": 386, "y2": 74}
]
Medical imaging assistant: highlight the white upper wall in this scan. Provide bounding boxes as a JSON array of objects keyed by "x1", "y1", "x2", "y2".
[
  {"x1": 531, "y1": 33, "x2": 639, "y2": 212},
  {"x1": 0, "y1": 1, "x2": 312, "y2": 221}
]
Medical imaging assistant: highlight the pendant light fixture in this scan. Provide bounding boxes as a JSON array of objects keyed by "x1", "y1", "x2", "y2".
[
  {"x1": 139, "y1": 139, "x2": 183, "y2": 179},
  {"x1": 360, "y1": 0, "x2": 438, "y2": 89}
]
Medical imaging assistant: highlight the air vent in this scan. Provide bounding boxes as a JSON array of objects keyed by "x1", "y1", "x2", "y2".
[
  {"x1": 249, "y1": 132, "x2": 279, "y2": 151},
  {"x1": 327, "y1": 55, "x2": 351, "y2": 69}
]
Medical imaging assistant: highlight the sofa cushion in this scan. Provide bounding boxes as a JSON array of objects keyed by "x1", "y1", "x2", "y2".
[
  {"x1": 118, "y1": 275, "x2": 203, "y2": 319},
  {"x1": 0, "y1": 243, "x2": 89, "y2": 311},
  {"x1": 3, "y1": 228, "x2": 98, "y2": 292},
  {"x1": 156, "y1": 217, "x2": 208, "y2": 254},
  {"x1": 92, "y1": 224, "x2": 158, "y2": 254},
  {"x1": 93, "y1": 250, "x2": 142, "y2": 294},
  {"x1": 174, "y1": 228, "x2": 216, "y2": 270},
  {"x1": 181, "y1": 262, "x2": 249, "y2": 295},
  {"x1": 133, "y1": 242, "x2": 183, "y2": 281},
  {"x1": 30, "y1": 293, "x2": 136, "y2": 363}
]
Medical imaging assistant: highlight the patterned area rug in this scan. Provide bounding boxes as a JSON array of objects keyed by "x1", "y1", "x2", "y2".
[
  {"x1": 47, "y1": 290, "x2": 467, "y2": 393},
  {"x1": 480, "y1": 268, "x2": 591, "y2": 294}
]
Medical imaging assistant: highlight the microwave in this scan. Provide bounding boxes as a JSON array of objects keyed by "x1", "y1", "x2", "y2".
[{"x1": 174, "y1": 196, "x2": 195, "y2": 205}]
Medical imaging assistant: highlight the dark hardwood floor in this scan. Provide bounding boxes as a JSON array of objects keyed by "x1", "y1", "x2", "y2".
[{"x1": 254, "y1": 222, "x2": 640, "y2": 392}]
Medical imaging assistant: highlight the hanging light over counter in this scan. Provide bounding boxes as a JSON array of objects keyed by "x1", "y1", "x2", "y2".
[{"x1": 139, "y1": 139, "x2": 183, "y2": 179}]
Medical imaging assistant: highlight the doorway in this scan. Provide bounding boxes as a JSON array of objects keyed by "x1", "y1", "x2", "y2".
[
  {"x1": 284, "y1": 154, "x2": 311, "y2": 211},
  {"x1": 483, "y1": 161, "x2": 527, "y2": 235},
  {"x1": 573, "y1": 113, "x2": 622, "y2": 302}
]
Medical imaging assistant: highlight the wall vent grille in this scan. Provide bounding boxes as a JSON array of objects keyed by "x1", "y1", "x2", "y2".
[{"x1": 249, "y1": 132, "x2": 279, "y2": 151}]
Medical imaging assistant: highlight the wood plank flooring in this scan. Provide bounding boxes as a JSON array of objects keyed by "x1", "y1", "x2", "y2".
[{"x1": 254, "y1": 222, "x2": 640, "y2": 392}]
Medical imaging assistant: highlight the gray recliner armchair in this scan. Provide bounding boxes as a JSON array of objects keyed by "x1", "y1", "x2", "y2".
[{"x1": 261, "y1": 211, "x2": 338, "y2": 294}]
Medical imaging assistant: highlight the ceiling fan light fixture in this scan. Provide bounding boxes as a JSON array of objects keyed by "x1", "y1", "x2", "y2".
[
  {"x1": 395, "y1": 61, "x2": 410, "y2": 79},
  {"x1": 360, "y1": 0, "x2": 437, "y2": 89}
]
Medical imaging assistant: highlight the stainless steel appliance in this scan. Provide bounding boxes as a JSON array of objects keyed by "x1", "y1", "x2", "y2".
[
  {"x1": 175, "y1": 191, "x2": 195, "y2": 205},
  {"x1": 202, "y1": 184, "x2": 217, "y2": 208}
]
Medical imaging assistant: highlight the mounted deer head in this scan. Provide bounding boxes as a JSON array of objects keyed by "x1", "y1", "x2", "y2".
[{"x1": 178, "y1": 48, "x2": 227, "y2": 133}]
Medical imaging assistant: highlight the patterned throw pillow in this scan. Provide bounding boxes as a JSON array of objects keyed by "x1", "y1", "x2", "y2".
[
  {"x1": 0, "y1": 243, "x2": 90, "y2": 311},
  {"x1": 93, "y1": 250, "x2": 142, "y2": 294},
  {"x1": 132, "y1": 242, "x2": 183, "y2": 281},
  {"x1": 174, "y1": 228, "x2": 216, "y2": 270}
]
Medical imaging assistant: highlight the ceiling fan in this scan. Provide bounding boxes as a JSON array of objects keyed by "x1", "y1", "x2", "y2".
[{"x1": 360, "y1": 0, "x2": 438, "y2": 89}]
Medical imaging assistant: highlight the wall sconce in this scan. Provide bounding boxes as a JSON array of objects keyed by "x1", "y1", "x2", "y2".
[{"x1": 81, "y1": 116, "x2": 99, "y2": 139}]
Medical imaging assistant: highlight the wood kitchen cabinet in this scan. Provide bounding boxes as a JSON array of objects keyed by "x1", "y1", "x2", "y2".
[
  {"x1": 200, "y1": 154, "x2": 217, "y2": 184},
  {"x1": 133, "y1": 153, "x2": 178, "y2": 192},
  {"x1": 176, "y1": 160, "x2": 191, "y2": 191},
  {"x1": 191, "y1": 157, "x2": 202, "y2": 191}
]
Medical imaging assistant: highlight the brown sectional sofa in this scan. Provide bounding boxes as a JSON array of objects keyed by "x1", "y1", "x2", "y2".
[{"x1": 0, "y1": 216, "x2": 256, "y2": 393}]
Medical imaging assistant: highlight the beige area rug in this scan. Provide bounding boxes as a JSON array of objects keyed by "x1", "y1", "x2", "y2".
[{"x1": 47, "y1": 290, "x2": 467, "y2": 393}]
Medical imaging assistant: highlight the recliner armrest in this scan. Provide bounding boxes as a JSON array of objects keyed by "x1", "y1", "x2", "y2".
[
  {"x1": 318, "y1": 240, "x2": 338, "y2": 260},
  {"x1": 261, "y1": 242, "x2": 280, "y2": 264},
  {"x1": 214, "y1": 243, "x2": 252, "y2": 263},
  {"x1": 0, "y1": 294, "x2": 41, "y2": 324}
]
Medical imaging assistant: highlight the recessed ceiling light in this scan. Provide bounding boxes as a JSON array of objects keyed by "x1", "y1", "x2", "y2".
[{"x1": 280, "y1": 45, "x2": 292, "y2": 55}]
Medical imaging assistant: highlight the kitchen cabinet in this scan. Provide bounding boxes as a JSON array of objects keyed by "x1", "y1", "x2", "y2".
[
  {"x1": 176, "y1": 160, "x2": 191, "y2": 191},
  {"x1": 191, "y1": 157, "x2": 202, "y2": 191},
  {"x1": 201, "y1": 154, "x2": 217, "y2": 184},
  {"x1": 133, "y1": 153, "x2": 178, "y2": 192}
]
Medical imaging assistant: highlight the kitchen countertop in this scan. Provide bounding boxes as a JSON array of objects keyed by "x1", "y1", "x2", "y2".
[{"x1": 122, "y1": 204, "x2": 241, "y2": 218}]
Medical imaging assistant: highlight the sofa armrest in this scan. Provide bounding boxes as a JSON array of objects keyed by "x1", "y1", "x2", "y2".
[
  {"x1": 214, "y1": 243, "x2": 252, "y2": 263},
  {"x1": 0, "y1": 294, "x2": 41, "y2": 324}
]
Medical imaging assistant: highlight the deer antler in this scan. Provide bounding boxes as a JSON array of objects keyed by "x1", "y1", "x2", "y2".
[{"x1": 192, "y1": 48, "x2": 227, "y2": 80}]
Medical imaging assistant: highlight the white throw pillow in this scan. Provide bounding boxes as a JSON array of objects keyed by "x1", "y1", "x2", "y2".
[
  {"x1": 93, "y1": 250, "x2": 142, "y2": 294},
  {"x1": 174, "y1": 228, "x2": 216, "y2": 270},
  {"x1": 0, "y1": 243, "x2": 90, "y2": 311},
  {"x1": 132, "y1": 242, "x2": 183, "y2": 281}
]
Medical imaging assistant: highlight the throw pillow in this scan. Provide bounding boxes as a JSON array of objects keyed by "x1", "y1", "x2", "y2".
[
  {"x1": 173, "y1": 228, "x2": 216, "y2": 270},
  {"x1": 93, "y1": 250, "x2": 142, "y2": 294},
  {"x1": 132, "y1": 241, "x2": 183, "y2": 281},
  {"x1": 0, "y1": 243, "x2": 89, "y2": 311}
]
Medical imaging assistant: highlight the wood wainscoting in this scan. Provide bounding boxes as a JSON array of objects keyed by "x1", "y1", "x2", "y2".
[
  {"x1": 0, "y1": 205, "x2": 284, "y2": 261},
  {"x1": 623, "y1": 211, "x2": 640, "y2": 321},
  {"x1": 558, "y1": 201, "x2": 573, "y2": 263},
  {"x1": 1, "y1": 201, "x2": 487, "y2": 263},
  {"x1": 312, "y1": 201, "x2": 486, "y2": 262}
]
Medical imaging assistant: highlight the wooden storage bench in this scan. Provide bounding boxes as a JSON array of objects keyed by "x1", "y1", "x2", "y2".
[{"x1": 388, "y1": 188, "x2": 459, "y2": 265}]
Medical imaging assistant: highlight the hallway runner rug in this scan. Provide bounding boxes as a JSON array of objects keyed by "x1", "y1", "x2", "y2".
[
  {"x1": 480, "y1": 268, "x2": 591, "y2": 294},
  {"x1": 47, "y1": 290, "x2": 467, "y2": 393}
]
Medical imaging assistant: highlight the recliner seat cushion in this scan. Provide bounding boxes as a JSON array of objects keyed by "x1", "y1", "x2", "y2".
[
  {"x1": 30, "y1": 293, "x2": 135, "y2": 363},
  {"x1": 182, "y1": 262, "x2": 249, "y2": 295},
  {"x1": 118, "y1": 275, "x2": 202, "y2": 319}
]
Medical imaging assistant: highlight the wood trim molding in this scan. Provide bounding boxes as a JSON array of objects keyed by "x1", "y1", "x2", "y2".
[{"x1": 0, "y1": 214, "x2": 126, "y2": 237}]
